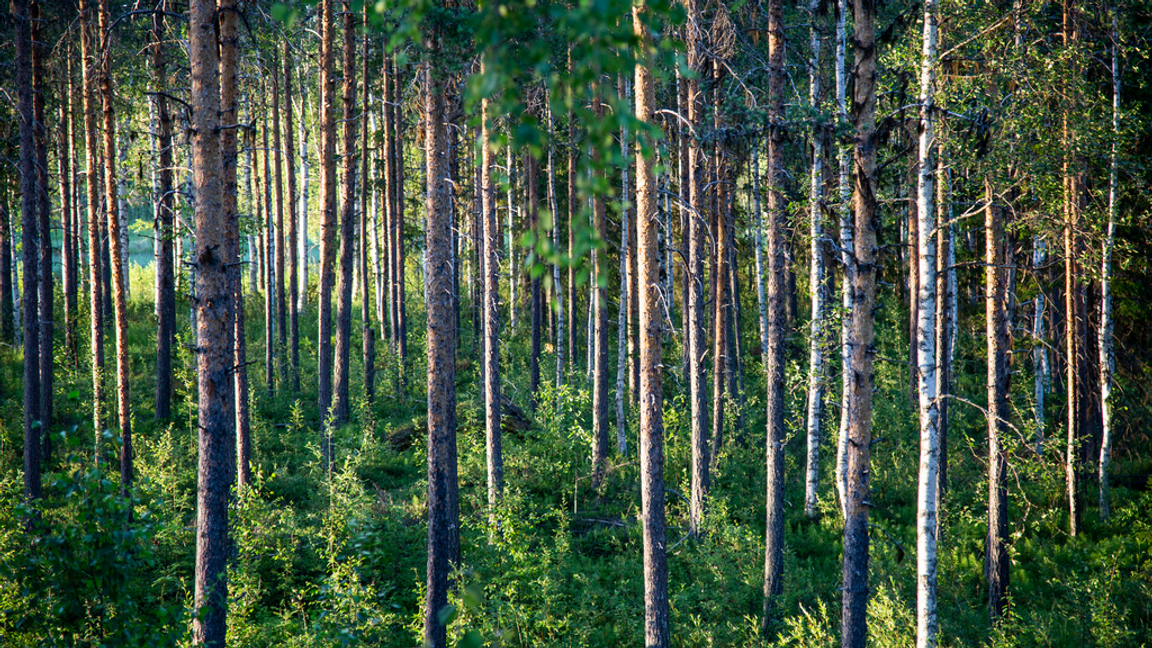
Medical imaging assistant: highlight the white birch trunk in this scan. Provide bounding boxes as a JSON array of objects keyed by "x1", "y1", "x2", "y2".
[
  {"x1": 834, "y1": 0, "x2": 853, "y2": 518},
  {"x1": 915, "y1": 0, "x2": 940, "y2": 643},
  {"x1": 548, "y1": 95, "x2": 565, "y2": 389},
  {"x1": 1100, "y1": 11, "x2": 1119, "y2": 521},
  {"x1": 508, "y1": 144, "x2": 517, "y2": 332},
  {"x1": 803, "y1": 0, "x2": 827, "y2": 518}
]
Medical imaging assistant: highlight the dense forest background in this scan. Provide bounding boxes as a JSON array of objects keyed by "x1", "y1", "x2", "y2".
[{"x1": 2, "y1": 0, "x2": 1152, "y2": 645}]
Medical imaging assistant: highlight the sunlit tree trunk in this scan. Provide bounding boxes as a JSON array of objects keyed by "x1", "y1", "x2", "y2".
[
  {"x1": 318, "y1": 0, "x2": 338, "y2": 458},
  {"x1": 616, "y1": 77, "x2": 632, "y2": 454},
  {"x1": 762, "y1": 0, "x2": 787, "y2": 629},
  {"x1": 842, "y1": 0, "x2": 878, "y2": 640},
  {"x1": 1032, "y1": 236, "x2": 1047, "y2": 453},
  {"x1": 591, "y1": 84, "x2": 611, "y2": 485},
  {"x1": 528, "y1": 151, "x2": 542, "y2": 412},
  {"x1": 285, "y1": 43, "x2": 301, "y2": 393},
  {"x1": 803, "y1": 0, "x2": 828, "y2": 519},
  {"x1": 423, "y1": 49, "x2": 459, "y2": 648},
  {"x1": 1099, "y1": 10, "x2": 1119, "y2": 522},
  {"x1": 985, "y1": 180, "x2": 1011, "y2": 624},
  {"x1": 686, "y1": 0, "x2": 709, "y2": 536},
  {"x1": 79, "y1": 0, "x2": 104, "y2": 438},
  {"x1": 834, "y1": 0, "x2": 853, "y2": 518},
  {"x1": 298, "y1": 69, "x2": 311, "y2": 313},
  {"x1": 480, "y1": 75, "x2": 502, "y2": 537},
  {"x1": 914, "y1": 0, "x2": 940, "y2": 641},
  {"x1": 273, "y1": 55, "x2": 287, "y2": 387},
  {"x1": 190, "y1": 0, "x2": 237, "y2": 639},
  {"x1": 334, "y1": 0, "x2": 358, "y2": 425}
]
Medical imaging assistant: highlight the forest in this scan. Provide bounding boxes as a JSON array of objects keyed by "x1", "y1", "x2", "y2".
[{"x1": 2, "y1": 0, "x2": 1152, "y2": 645}]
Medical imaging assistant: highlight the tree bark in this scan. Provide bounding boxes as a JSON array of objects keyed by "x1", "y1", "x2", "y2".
[
  {"x1": 33, "y1": 1, "x2": 52, "y2": 462},
  {"x1": 1099, "y1": 10, "x2": 1119, "y2": 521},
  {"x1": 273, "y1": 53, "x2": 287, "y2": 387},
  {"x1": 361, "y1": 15, "x2": 374, "y2": 403},
  {"x1": 634, "y1": 9, "x2": 670, "y2": 645},
  {"x1": 423, "y1": 53, "x2": 459, "y2": 648},
  {"x1": 334, "y1": 0, "x2": 358, "y2": 425},
  {"x1": 190, "y1": 0, "x2": 237, "y2": 638},
  {"x1": 763, "y1": 0, "x2": 788, "y2": 628},
  {"x1": 842, "y1": 0, "x2": 878, "y2": 640},
  {"x1": 318, "y1": 0, "x2": 338, "y2": 458},
  {"x1": 686, "y1": 0, "x2": 709, "y2": 536},
  {"x1": 591, "y1": 84, "x2": 611, "y2": 485},
  {"x1": 833, "y1": 0, "x2": 853, "y2": 520},
  {"x1": 0, "y1": 179, "x2": 13, "y2": 345},
  {"x1": 98, "y1": 0, "x2": 132, "y2": 494},
  {"x1": 79, "y1": 0, "x2": 105, "y2": 438},
  {"x1": 481, "y1": 75, "x2": 503, "y2": 537},
  {"x1": 915, "y1": 0, "x2": 940, "y2": 641},
  {"x1": 152, "y1": 0, "x2": 176, "y2": 420},
  {"x1": 985, "y1": 181, "x2": 1011, "y2": 624},
  {"x1": 14, "y1": 0, "x2": 41, "y2": 505},
  {"x1": 528, "y1": 151, "x2": 542, "y2": 413},
  {"x1": 285, "y1": 42, "x2": 301, "y2": 393},
  {"x1": 616, "y1": 79, "x2": 632, "y2": 453}
]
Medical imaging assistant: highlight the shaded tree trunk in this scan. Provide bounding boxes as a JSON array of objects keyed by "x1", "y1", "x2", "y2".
[
  {"x1": 334, "y1": 0, "x2": 358, "y2": 425},
  {"x1": 318, "y1": 0, "x2": 338, "y2": 459},
  {"x1": 833, "y1": 0, "x2": 853, "y2": 519},
  {"x1": 285, "y1": 42, "x2": 300, "y2": 393},
  {"x1": 591, "y1": 84, "x2": 611, "y2": 485},
  {"x1": 152, "y1": 0, "x2": 176, "y2": 420},
  {"x1": 79, "y1": 0, "x2": 105, "y2": 437},
  {"x1": 1099, "y1": 10, "x2": 1119, "y2": 521},
  {"x1": 480, "y1": 76, "x2": 502, "y2": 537},
  {"x1": 33, "y1": 2, "x2": 52, "y2": 461},
  {"x1": 985, "y1": 181, "x2": 1011, "y2": 624}
]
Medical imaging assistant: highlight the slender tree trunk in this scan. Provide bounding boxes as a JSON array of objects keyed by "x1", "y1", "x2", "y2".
[
  {"x1": 99, "y1": 0, "x2": 132, "y2": 493},
  {"x1": 803, "y1": 0, "x2": 828, "y2": 519},
  {"x1": 334, "y1": 0, "x2": 358, "y2": 425},
  {"x1": 14, "y1": 0, "x2": 41, "y2": 504},
  {"x1": 634, "y1": 11, "x2": 669, "y2": 644},
  {"x1": 842, "y1": 0, "x2": 878, "y2": 640},
  {"x1": 508, "y1": 145, "x2": 517, "y2": 333},
  {"x1": 762, "y1": 0, "x2": 788, "y2": 628},
  {"x1": 61, "y1": 59, "x2": 77, "y2": 367},
  {"x1": 616, "y1": 81, "x2": 632, "y2": 453},
  {"x1": 935, "y1": 164, "x2": 954, "y2": 517},
  {"x1": 383, "y1": 55, "x2": 397, "y2": 350},
  {"x1": 80, "y1": 0, "x2": 104, "y2": 437},
  {"x1": 1099, "y1": 10, "x2": 1119, "y2": 521},
  {"x1": 318, "y1": 0, "x2": 338, "y2": 456},
  {"x1": 263, "y1": 122, "x2": 275, "y2": 397},
  {"x1": 1033, "y1": 236, "x2": 1047, "y2": 453},
  {"x1": 1062, "y1": 0, "x2": 1082, "y2": 540},
  {"x1": 153, "y1": 0, "x2": 176, "y2": 420},
  {"x1": 273, "y1": 56, "x2": 287, "y2": 387},
  {"x1": 0, "y1": 183, "x2": 13, "y2": 345},
  {"x1": 834, "y1": 0, "x2": 853, "y2": 518},
  {"x1": 710, "y1": 67, "x2": 731, "y2": 469},
  {"x1": 591, "y1": 84, "x2": 612, "y2": 485},
  {"x1": 284, "y1": 43, "x2": 300, "y2": 393},
  {"x1": 567, "y1": 58, "x2": 578, "y2": 372},
  {"x1": 395, "y1": 61, "x2": 409, "y2": 390},
  {"x1": 190, "y1": 0, "x2": 237, "y2": 638},
  {"x1": 752, "y1": 142, "x2": 768, "y2": 358},
  {"x1": 528, "y1": 151, "x2": 542, "y2": 412},
  {"x1": 548, "y1": 96, "x2": 565, "y2": 388},
  {"x1": 423, "y1": 53, "x2": 459, "y2": 648},
  {"x1": 32, "y1": 3, "x2": 52, "y2": 464},
  {"x1": 915, "y1": 0, "x2": 940, "y2": 642},
  {"x1": 686, "y1": 0, "x2": 710, "y2": 536},
  {"x1": 299, "y1": 71, "x2": 311, "y2": 313},
  {"x1": 361, "y1": 17, "x2": 374, "y2": 403},
  {"x1": 985, "y1": 181, "x2": 1011, "y2": 624},
  {"x1": 481, "y1": 78, "x2": 503, "y2": 536}
]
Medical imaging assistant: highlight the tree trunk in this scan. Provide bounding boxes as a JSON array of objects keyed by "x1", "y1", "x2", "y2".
[
  {"x1": 423, "y1": 53, "x2": 459, "y2": 648},
  {"x1": 686, "y1": 0, "x2": 709, "y2": 536},
  {"x1": 985, "y1": 181, "x2": 1011, "y2": 624},
  {"x1": 1099, "y1": 10, "x2": 1119, "y2": 521},
  {"x1": 481, "y1": 76, "x2": 503, "y2": 538},
  {"x1": 0, "y1": 181, "x2": 13, "y2": 345},
  {"x1": 803, "y1": 0, "x2": 828, "y2": 519},
  {"x1": 263, "y1": 122, "x2": 275, "y2": 397},
  {"x1": 334, "y1": 0, "x2": 358, "y2": 425},
  {"x1": 99, "y1": 0, "x2": 132, "y2": 494},
  {"x1": 842, "y1": 0, "x2": 878, "y2": 640},
  {"x1": 591, "y1": 85, "x2": 612, "y2": 485},
  {"x1": 634, "y1": 11, "x2": 670, "y2": 644},
  {"x1": 32, "y1": 1, "x2": 52, "y2": 464},
  {"x1": 14, "y1": 0, "x2": 41, "y2": 505},
  {"x1": 529, "y1": 151, "x2": 542, "y2": 412},
  {"x1": 834, "y1": 0, "x2": 853, "y2": 518},
  {"x1": 80, "y1": 0, "x2": 105, "y2": 438},
  {"x1": 616, "y1": 80, "x2": 632, "y2": 454},
  {"x1": 915, "y1": 1, "x2": 940, "y2": 642},
  {"x1": 190, "y1": 0, "x2": 236, "y2": 638},
  {"x1": 299, "y1": 70, "x2": 311, "y2": 313},
  {"x1": 318, "y1": 0, "x2": 338, "y2": 459},
  {"x1": 548, "y1": 96, "x2": 565, "y2": 389},
  {"x1": 61, "y1": 57, "x2": 77, "y2": 367},
  {"x1": 1032, "y1": 236, "x2": 1047, "y2": 454},
  {"x1": 152, "y1": 0, "x2": 176, "y2": 420},
  {"x1": 762, "y1": 0, "x2": 788, "y2": 628},
  {"x1": 285, "y1": 43, "x2": 301, "y2": 393},
  {"x1": 273, "y1": 55, "x2": 287, "y2": 387},
  {"x1": 361, "y1": 16, "x2": 374, "y2": 403}
]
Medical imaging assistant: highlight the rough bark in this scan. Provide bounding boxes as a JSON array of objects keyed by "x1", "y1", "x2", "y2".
[
  {"x1": 152, "y1": 0, "x2": 176, "y2": 420},
  {"x1": 834, "y1": 0, "x2": 853, "y2": 519},
  {"x1": 616, "y1": 82, "x2": 632, "y2": 453},
  {"x1": 334, "y1": 0, "x2": 358, "y2": 425},
  {"x1": 220, "y1": 0, "x2": 244, "y2": 495},
  {"x1": 273, "y1": 54, "x2": 287, "y2": 387},
  {"x1": 361, "y1": 17, "x2": 374, "y2": 403},
  {"x1": 98, "y1": 0, "x2": 132, "y2": 494},
  {"x1": 318, "y1": 0, "x2": 338, "y2": 459},
  {"x1": 190, "y1": 0, "x2": 236, "y2": 638},
  {"x1": 33, "y1": 1, "x2": 52, "y2": 460},
  {"x1": 762, "y1": 0, "x2": 788, "y2": 628},
  {"x1": 14, "y1": 0, "x2": 40, "y2": 505},
  {"x1": 842, "y1": 0, "x2": 878, "y2": 640},
  {"x1": 423, "y1": 55, "x2": 459, "y2": 648},
  {"x1": 634, "y1": 10, "x2": 670, "y2": 645},
  {"x1": 481, "y1": 78, "x2": 503, "y2": 536},
  {"x1": 80, "y1": 0, "x2": 105, "y2": 436}
]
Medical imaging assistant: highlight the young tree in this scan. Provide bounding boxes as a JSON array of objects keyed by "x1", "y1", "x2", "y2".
[
  {"x1": 1099, "y1": 10, "x2": 1119, "y2": 521},
  {"x1": 590, "y1": 84, "x2": 611, "y2": 485},
  {"x1": 152, "y1": 0, "x2": 176, "y2": 420},
  {"x1": 285, "y1": 42, "x2": 301, "y2": 393}
]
